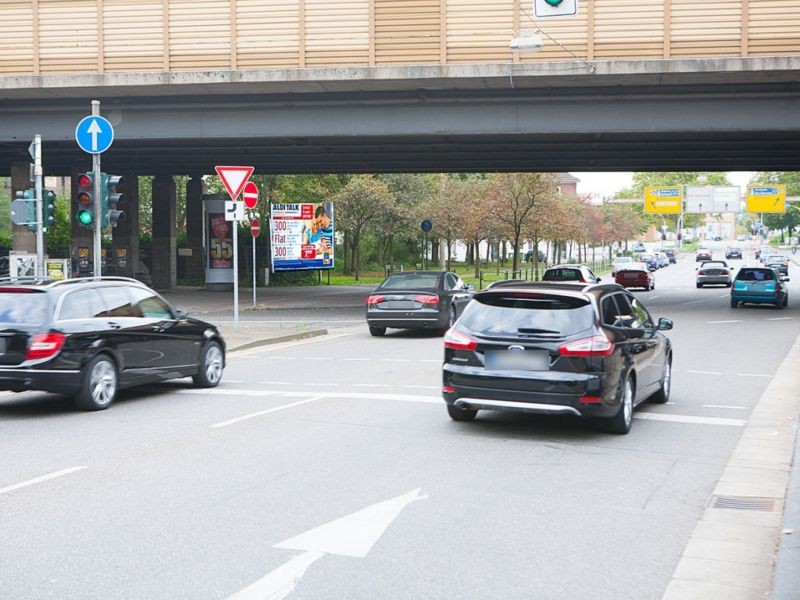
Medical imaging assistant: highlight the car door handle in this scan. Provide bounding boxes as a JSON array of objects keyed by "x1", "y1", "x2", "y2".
[{"x1": 107, "y1": 321, "x2": 122, "y2": 330}]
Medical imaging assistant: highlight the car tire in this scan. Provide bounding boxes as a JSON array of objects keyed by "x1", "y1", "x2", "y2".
[
  {"x1": 447, "y1": 403, "x2": 477, "y2": 422},
  {"x1": 443, "y1": 304, "x2": 457, "y2": 333},
  {"x1": 650, "y1": 358, "x2": 671, "y2": 404},
  {"x1": 369, "y1": 326, "x2": 386, "y2": 337},
  {"x1": 601, "y1": 374, "x2": 634, "y2": 435},
  {"x1": 726, "y1": 282, "x2": 732, "y2": 288},
  {"x1": 730, "y1": 298, "x2": 738, "y2": 308},
  {"x1": 696, "y1": 283, "x2": 703, "y2": 288},
  {"x1": 193, "y1": 341, "x2": 224, "y2": 388},
  {"x1": 75, "y1": 354, "x2": 118, "y2": 411}
]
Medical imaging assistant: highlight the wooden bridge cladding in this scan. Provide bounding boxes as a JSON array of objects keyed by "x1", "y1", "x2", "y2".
[{"x1": 1, "y1": 0, "x2": 799, "y2": 75}]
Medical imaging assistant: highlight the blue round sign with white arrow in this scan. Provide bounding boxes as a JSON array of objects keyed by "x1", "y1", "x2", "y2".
[{"x1": 75, "y1": 115, "x2": 114, "y2": 154}]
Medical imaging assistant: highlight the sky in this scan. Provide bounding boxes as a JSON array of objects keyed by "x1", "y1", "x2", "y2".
[{"x1": 572, "y1": 172, "x2": 757, "y2": 201}]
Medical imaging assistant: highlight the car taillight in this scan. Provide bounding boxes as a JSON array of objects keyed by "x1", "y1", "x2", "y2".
[
  {"x1": 415, "y1": 294, "x2": 439, "y2": 305},
  {"x1": 25, "y1": 332, "x2": 66, "y2": 361},
  {"x1": 720, "y1": 270, "x2": 729, "y2": 275},
  {"x1": 443, "y1": 385, "x2": 456, "y2": 393},
  {"x1": 444, "y1": 328, "x2": 477, "y2": 351},
  {"x1": 697, "y1": 270, "x2": 706, "y2": 275},
  {"x1": 579, "y1": 396, "x2": 603, "y2": 404},
  {"x1": 559, "y1": 335, "x2": 614, "y2": 357},
  {"x1": 366, "y1": 295, "x2": 384, "y2": 305}
]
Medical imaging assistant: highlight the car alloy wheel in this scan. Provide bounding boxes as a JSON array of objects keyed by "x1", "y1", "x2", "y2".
[
  {"x1": 193, "y1": 341, "x2": 224, "y2": 388},
  {"x1": 601, "y1": 374, "x2": 634, "y2": 434},
  {"x1": 75, "y1": 355, "x2": 118, "y2": 411}
]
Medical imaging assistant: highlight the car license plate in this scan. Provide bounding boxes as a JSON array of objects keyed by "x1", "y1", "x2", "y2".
[
  {"x1": 485, "y1": 350, "x2": 549, "y2": 371},
  {"x1": 385, "y1": 301, "x2": 415, "y2": 309},
  {"x1": 623, "y1": 273, "x2": 639, "y2": 279}
]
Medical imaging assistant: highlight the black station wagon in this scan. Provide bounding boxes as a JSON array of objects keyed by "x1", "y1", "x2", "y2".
[
  {"x1": 442, "y1": 282, "x2": 673, "y2": 434},
  {"x1": 0, "y1": 277, "x2": 225, "y2": 410}
]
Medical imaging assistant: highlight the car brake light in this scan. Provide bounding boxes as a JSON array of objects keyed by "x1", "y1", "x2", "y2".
[
  {"x1": 366, "y1": 295, "x2": 384, "y2": 305},
  {"x1": 415, "y1": 294, "x2": 439, "y2": 305},
  {"x1": 697, "y1": 270, "x2": 706, "y2": 275},
  {"x1": 444, "y1": 328, "x2": 477, "y2": 351},
  {"x1": 443, "y1": 385, "x2": 456, "y2": 393},
  {"x1": 559, "y1": 335, "x2": 614, "y2": 357},
  {"x1": 25, "y1": 332, "x2": 66, "y2": 361},
  {"x1": 579, "y1": 396, "x2": 603, "y2": 404},
  {"x1": 720, "y1": 270, "x2": 729, "y2": 275}
]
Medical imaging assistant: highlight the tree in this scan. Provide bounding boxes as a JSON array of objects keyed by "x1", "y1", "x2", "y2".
[
  {"x1": 490, "y1": 173, "x2": 558, "y2": 273},
  {"x1": 334, "y1": 175, "x2": 395, "y2": 280}
]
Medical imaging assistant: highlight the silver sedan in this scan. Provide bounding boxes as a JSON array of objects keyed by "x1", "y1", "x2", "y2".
[{"x1": 696, "y1": 260, "x2": 732, "y2": 288}]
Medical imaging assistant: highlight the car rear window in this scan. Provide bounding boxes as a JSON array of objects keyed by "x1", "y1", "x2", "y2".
[
  {"x1": 737, "y1": 269, "x2": 775, "y2": 282},
  {"x1": 542, "y1": 268, "x2": 582, "y2": 281},
  {"x1": 0, "y1": 291, "x2": 50, "y2": 324},
  {"x1": 379, "y1": 274, "x2": 439, "y2": 290},
  {"x1": 459, "y1": 292, "x2": 594, "y2": 336}
]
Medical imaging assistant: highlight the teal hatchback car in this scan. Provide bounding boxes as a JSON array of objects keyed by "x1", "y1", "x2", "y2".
[{"x1": 730, "y1": 267, "x2": 788, "y2": 309}]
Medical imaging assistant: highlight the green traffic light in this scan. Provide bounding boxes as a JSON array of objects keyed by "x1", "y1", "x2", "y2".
[
  {"x1": 545, "y1": 0, "x2": 564, "y2": 5},
  {"x1": 77, "y1": 210, "x2": 94, "y2": 226}
]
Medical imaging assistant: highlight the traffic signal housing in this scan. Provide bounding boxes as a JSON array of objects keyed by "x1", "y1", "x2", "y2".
[
  {"x1": 75, "y1": 172, "x2": 95, "y2": 229},
  {"x1": 103, "y1": 174, "x2": 125, "y2": 227},
  {"x1": 43, "y1": 189, "x2": 57, "y2": 232},
  {"x1": 11, "y1": 188, "x2": 36, "y2": 230}
]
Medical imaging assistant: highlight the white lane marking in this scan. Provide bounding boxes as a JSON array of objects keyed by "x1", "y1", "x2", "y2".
[
  {"x1": 305, "y1": 382, "x2": 337, "y2": 387},
  {"x1": 766, "y1": 317, "x2": 795, "y2": 321},
  {"x1": 682, "y1": 300, "x2": 705, "y2": 305},
  {"x1": 222, "y1": 380, "x2": 243, "y2": 383},
  {"x1": 232, "y1": 333, "x2": 352, "y2": 357},
  {"x1": 703, "y1": 405, "x2": 747, "y2": 410},
  {"x1": 648, "y1": 295, "x2": 660, "y2": 300},
  {"x1": 738, "y1": 373, "x2": 772, "y2": 378},
  {"x1": 211, "y1": 396, "x2": 325, "y2": 429},
  {"x1": 306, "y1": 357, "x2": 333, "y2": 361},
  {"x1": 344, "y1": 358, "x2": 371, "y2": 362},
  {"x1": 353, "y1": 383, "x2": 391, "y2": 388},
  {"x1": 381, "y1": 359, "x2": 411, "y2": 363},
  {"x1": 270, "y1": 357, "x2": 297, "y2": 360},
  {"x1": 421, "y1": 359, "x2": 441, "y2": 363},
  {"x1": 686, "y1": 370, "x2": 723, "y2": 375},
  {"x1": 718, "y1": 294, "x2": 730, "y2": 298},
  {"x1": 227, "y1": 550, "x2": 325, "y2": 600},
  {"x1": 229, "y1": 489, "x2": 424, "y2": 600},
  {"x1": 402, "y1": 385, "x2": 440, "y2": 390},
  {"x1": 179, "y1": 389, "x2": 280, "y2": 398},
  {"x1": 706, "y1": 320, "x2": 742, "y2": 324},
  {"x1": 0, "y1": 466, "x2": 88, "y2": 496},
  {"x1": 634, "y1": 413, "x2": 745, "y2": 427},
  {"x1": 258, "y1": 381, "x2": 292, "y2": 386}
]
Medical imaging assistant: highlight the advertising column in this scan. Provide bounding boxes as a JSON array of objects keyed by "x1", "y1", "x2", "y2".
[{"x1": 204, "y1": 196, "x2": 234, "y2": 290}]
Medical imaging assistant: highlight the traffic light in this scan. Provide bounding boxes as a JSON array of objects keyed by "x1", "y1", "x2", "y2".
[
  {"x1": 534, "y1": 0, "x2": 576, "y2": 17},
  {"x1": 75, "y1": 172, "x2": 95, "y2": 229},
  {"x1": 11, "y1": 188, "x2": 36, "y2": 230},
  {"x1": 102, "y1": 174, "x2": 125, "y2": 227},
  {"x1": 43, "y1": 189, "x2": 57, "y2": 232},
  {"x1": 545, "y1": 0, "x2": 563, "y2": 4}
]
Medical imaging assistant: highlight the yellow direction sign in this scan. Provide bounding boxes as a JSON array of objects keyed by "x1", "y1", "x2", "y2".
[
  {"x1": 746, "y1": 185, "x2": 786, "y2": 213},
  {"x1": 644, "y1": 187, "x2": 682, "y2": 214}
]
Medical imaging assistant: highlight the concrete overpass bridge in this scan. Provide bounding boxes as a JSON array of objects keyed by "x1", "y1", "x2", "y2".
[{"x1": 1, "y1": 1, "x2": 799, "y2": 287}]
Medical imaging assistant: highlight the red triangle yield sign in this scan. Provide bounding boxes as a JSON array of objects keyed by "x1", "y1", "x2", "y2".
[{"x1": 215, "y1": 165, "x2": 254, "y2": 201}]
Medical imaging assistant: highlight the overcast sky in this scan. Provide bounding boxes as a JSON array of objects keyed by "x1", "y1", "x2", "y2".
[{"x1": 572, "y1": 172, "x2": 757, "y2": 200}]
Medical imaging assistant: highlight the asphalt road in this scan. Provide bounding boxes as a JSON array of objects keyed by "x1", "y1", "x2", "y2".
[{"x1": 1, "y1": 245, "x2": 798, "y2": 600}]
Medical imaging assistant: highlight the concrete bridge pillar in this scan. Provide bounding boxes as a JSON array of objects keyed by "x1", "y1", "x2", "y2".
[
  {"x1": 151, "y1": 175, "x2": 176, "y2": 290},
  {"x1": 11, "y1": 162, "x2": 35, "y2": 254},
  {"x1": 185, "y1": 174, "x2": 204, "y2": 282}
]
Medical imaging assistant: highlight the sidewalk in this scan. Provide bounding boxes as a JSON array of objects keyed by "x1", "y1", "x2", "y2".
[{"x1": 160, "y1": 284, "x2": 372, "y2": 352}]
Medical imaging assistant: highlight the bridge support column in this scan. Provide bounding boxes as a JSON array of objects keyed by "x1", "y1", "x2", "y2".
[
  {"x1": 111, "y1": 174, "x2": 140, "y2": 280},
  {"x1": 11, "y1": 162, "x2": 35, "y2": 254},
  {"x1": 185, "y1": 175, "x2": 204, "y2": 283},
  {"x1": 151, "y1": 175, "x2": 176, "y2": 290}
]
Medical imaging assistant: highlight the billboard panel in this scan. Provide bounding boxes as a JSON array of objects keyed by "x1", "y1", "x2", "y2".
[{"x1": 270, "y1": 202, "x2": 334, "y2": 271}]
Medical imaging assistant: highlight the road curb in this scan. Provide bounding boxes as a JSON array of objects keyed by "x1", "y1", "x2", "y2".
[
  {"x1": 661, "y1": 333, "x2": 800, "y2": 600},
  {"x1": 228, "y1": 328, "x2": 328, "y2": 353}
]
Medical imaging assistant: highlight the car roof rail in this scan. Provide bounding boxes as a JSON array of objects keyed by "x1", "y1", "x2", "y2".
[
  {"x1": 50, "y1": 276, "x2": 144, "y2": 287},
  {"x1": 0, "y1": 276, "x2": 55, "y2": 285}
]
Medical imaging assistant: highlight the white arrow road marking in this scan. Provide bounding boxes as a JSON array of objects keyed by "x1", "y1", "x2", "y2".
[
  {"x1": 227, "y1": 488, "x2": 425, "y2": 600},
  {"x1": 0, "y1": 466, "x2": 87, "y2": 496},
  {"x1": 87, "y1": 119, "x2": 102, "y2": 151}
]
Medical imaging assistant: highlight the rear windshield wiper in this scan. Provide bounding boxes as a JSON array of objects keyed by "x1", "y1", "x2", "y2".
[{"x1": 517, "y1": 328, "x2": 559, "y2": 335}]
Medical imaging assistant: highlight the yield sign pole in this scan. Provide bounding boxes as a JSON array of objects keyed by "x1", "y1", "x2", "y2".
[{"x1": 215, "y1": 166, "x2": 254, "y2": 330}]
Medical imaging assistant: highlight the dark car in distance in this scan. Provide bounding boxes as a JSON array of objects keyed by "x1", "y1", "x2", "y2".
[
  {"x1": 541, "y1": 265, "x2": 601, "y2": 284},
  {"x1": 615, "y1": 263, "x2": 654, "y2": 291},
  {"x1": 0, "y1": 277, "x2": 225, "y2": 410},
  {"x1": 442, "y1": 282, "x2": 673, "y2": 434},
  {"x1": 724, "y1": 247, "x2": 742, "y2": 260},
  {"x1": 365, "y1": 271, "x2": 473, "y2": 336}
]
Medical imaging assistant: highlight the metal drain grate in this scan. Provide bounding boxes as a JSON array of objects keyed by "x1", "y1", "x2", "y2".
[{"x1": 709, "y1": 495, "x2": 778, "y2": 512}]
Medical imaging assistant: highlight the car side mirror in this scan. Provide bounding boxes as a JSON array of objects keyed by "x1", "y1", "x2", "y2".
[
  {"x1": 466, "y1": 284, "x2": 475, "y2": 292},
  {"x1": 176, "y1": 308, "x2": 189, "y2": 320},
  {"x1": 596, "y1": 277, "x2": 601, "y2": 282},
  {"x1": 657, "y1": 317, "x2": 673, "y2": 331},
  {"x1": 781, "y1": 276, "x2": 790, "y2": 282}
]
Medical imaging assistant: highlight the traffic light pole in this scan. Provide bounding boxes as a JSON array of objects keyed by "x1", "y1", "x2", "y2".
[
  {"x1": 33, "y1": 134, "x2": 44, "y2": 277},
  {"x1": 92, "y1": 101, "x2": 102, "y2": 277}
]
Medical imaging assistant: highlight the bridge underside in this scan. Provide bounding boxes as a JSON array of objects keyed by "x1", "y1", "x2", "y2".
[{"x1": 0, "y1": 59, "x2": 799, "y2": 175}]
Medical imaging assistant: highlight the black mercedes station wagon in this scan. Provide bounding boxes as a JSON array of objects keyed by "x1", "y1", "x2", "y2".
[
  {"x1": 442, "y1": 282, "x2": 673, "y2": 434},
  {"x1": 0, "y1": 277, "x2": 225, "y2": 410}
]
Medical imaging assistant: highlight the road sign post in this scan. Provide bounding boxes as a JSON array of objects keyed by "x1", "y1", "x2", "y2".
[
  {"x1": 215, "y1": 165, "x2": 254, "y2": 330},
  {"x1": 30, "y1": 135, "x2": 44, "y2": 277}
]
